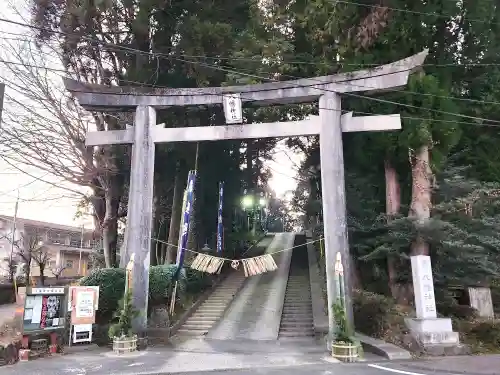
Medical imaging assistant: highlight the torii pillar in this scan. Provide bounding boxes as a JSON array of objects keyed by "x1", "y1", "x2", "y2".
[{"x1": 64, "y1": 49, "x2": 428, "y2": 343}]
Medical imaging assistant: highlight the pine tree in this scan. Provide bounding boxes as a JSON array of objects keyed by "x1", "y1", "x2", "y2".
[{"x1": 109, "y1": 290, "x2": 140, "y2": 339}]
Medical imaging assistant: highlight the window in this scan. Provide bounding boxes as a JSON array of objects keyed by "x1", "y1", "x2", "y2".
[
  {"x1": 66, "y1": 260, "x2": 74, "y2": 268},
  {"x1": 49, "y1": 231, "x2": 65, "y2": 245},
  {"x1": 69, "y1": 235, "x2": 81, "y2": 248}
]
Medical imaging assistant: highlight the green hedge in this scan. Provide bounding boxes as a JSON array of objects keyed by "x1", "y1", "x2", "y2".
[
  {"x1": 184, "y1": 268, "x2": 213, "y2": 294},
  {"x1": 79, "y1": 265, "x2": 212, "y2": 319},
  {"x1": 79, "y1": 268, "x2": 126, "y2": 317}
]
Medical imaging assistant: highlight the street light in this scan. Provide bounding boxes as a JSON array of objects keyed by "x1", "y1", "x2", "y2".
[{"x1": 242, "y1": 195, "x2": 253, "y2": 209}]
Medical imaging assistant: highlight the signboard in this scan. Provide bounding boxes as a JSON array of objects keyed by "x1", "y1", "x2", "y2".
[
  {"x1": 32, "y1": 287, "x2": 65, "y2": 295},
  {"x1": 222, "y1": 93, "x2": 243, "y2": 124},
  {"x1": 69, "y1": 286, "x2": 99, "y2": 325},
  {"x1": 22, "y1": 287, "x2": 67, "y2": 334},
  {"x1": 68, "y1": 286, "x2": 99, "y2": 311}
]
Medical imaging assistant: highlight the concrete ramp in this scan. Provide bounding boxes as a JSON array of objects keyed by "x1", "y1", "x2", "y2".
[{"x1": 207, "y1": 233, "x2": 295, "y2": 340}]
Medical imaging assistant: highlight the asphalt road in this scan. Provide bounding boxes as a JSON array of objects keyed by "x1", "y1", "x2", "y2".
[{"x1": 0, "y1": 351, "x2": 470, "y2": 375}]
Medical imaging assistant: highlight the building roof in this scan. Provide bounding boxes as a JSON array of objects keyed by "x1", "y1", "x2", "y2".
[{"x1": 0, "y1": 215, "x2": 94, "y2": 234}]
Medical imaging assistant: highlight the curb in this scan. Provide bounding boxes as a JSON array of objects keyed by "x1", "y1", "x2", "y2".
[{"x1": 356, "y1": 333, "x2": 412, "y2": 360}]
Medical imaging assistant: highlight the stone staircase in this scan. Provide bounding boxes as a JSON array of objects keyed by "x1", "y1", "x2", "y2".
[
  {"x1": 175, "y1": 271, "x2": 246, "y2": 336},
  {"x1": 278, "y1": 246, "x2": 314, "y2": 339}
]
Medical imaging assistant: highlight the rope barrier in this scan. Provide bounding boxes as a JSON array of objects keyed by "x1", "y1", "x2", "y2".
[
  {"x1": 150, "y1": 236, "x2": 323, "y2": 262},
  {"x1": 151, "y1": 235, "x2": 322, "y2": 276}
]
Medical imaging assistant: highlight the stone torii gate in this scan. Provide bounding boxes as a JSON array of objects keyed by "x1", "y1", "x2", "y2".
[{"x1": 64, "y1": 50, "x2": 428, "y2": 341}]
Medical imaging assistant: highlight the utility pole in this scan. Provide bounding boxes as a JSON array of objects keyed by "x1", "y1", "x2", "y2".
[
  {"x1": 78, "y1": 224, "x2": 84, "y2": 275},
  {"x1": 9, "y1": 191, "x2": 19, "y2": 295}
]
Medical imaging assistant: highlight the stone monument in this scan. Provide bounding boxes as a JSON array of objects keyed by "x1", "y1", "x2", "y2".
[
  {"x1": 404, "y1": 255, "x2": 467, "y2": 355},
  {"x1": 468, "y1": 286, "x2": 494, "y2": 319}
]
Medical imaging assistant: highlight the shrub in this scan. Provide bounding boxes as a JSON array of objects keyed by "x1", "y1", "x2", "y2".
[
  {"x1": 184, "y1": 268, "x2": 213, "y2": 295},
  {"x1": 437, "y1": 302, "x2": 478, "y2": 320},
  {"x1": 352, "y1": 289, "x2": 410, "y2": 342},
  {"x1": 108, "y1": 290, "x2": 139, "y2": 339},
  {"x1": 149, "y1": 264, "x2": 184, "y2": 305},
  {"x1": 333, "y1": 301, "x2": 352, "y2": 342},
  {"x1": 79, "y1": 265, "x2": 193, "y2": 319},
  {"x1": 458, "y1": 319, "x2": 500, "y2": 353},
  {"x1": 79, "y1": 268, "x2": 125, "y2": 318}
]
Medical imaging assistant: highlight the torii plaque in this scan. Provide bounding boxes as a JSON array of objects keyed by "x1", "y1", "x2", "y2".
[{"x1": 64, "y1": 50, "x2": 428, "y2": 341}]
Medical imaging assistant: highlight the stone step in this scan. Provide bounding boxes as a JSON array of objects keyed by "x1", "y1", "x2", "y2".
[
  {"x1": 279, "y1": 330, "x2": 314, "y2": 335},
  {"x1": 286, "y1": 293, "x2": 311, "y2": 296},
  {"x1": 200, "y1": 303, "x2": 229, "y2": 308},
  {"x1": 206, "y1": 298, "x2": 233, "y2": 303},
  {"x1": 192, "y1": 309, "x2": 224, "y2": 315},
  {"x1": 281, "y1": 314, "x2": 313, "y2": 319},
  {"x1": 189, "y1": 313, "x2": 222, "y2": 320},
  {"x1": 186, "y1": 317, "x2": 219, "y2": 324},
  {"x1": 282, "y1": 307, "x2": 313, "y2": 312},
  {"x1": 278, "y1": 331, "x2": 314, "y2": 337},
  {"x1": 195, "y1": 305, "x2": 226, "y2": 311},
  {"x1": 175, "y1": 328, "x2": 208, "y2": 336},
  {"x1": 181, "y1": 323, "x2": 214, "y2": 330},
  {"x1": 195, "y1": 310, "x2": 225, "y2": 316},
  {"x1": 281, "y1": 321, "x2": 313, "y2": 328},
  {"x1": 177, "y1": 273, "x2": 246, "y2": 335},
  {"x1": 197, "y1": 309, "x2": 226, "y2": 314}
]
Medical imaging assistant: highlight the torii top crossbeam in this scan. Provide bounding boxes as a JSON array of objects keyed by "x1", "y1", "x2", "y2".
[{"x1": 64, "y1": 50, "x2": 428, "y2": 111}]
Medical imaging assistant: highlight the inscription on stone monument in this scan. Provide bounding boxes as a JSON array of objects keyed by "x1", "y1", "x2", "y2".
[{"x1": 411, "y1": 255, "x2": 437, "y2": 319}]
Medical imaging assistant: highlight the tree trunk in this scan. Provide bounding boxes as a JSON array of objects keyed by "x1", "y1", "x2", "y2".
[
  {"x1": 165, "y1": 168, "x2": 183, "y2": 264},
  {"x1": 401, "y1": 145, "x2": 432, "y2": 304},
  {"x1": 39, "y1": 266, "x2": 45, "y2": 286},
  {"x1": 102, "y1": 185, "x2": 120, "y2": 268},
  {"x1": 24, "y1": 259, "x2": 31, "y2": 285},
  {"x1": 385, "y1": 159, "x2": 404, "y2": 300},
  {"x1": 246, "y1": 140, "x2": 253, "y2": 187},
  {"x1": 409, "y1": 145, "x2": 432, "y2": 256},
  {"x1": 91, "y1": 179, "x2": 119, "y2": 268}
]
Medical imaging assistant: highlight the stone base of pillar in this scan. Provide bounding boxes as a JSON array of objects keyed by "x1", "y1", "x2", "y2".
[{"x1": 404, "y1": 318, "x2": 469, "y2": 356}]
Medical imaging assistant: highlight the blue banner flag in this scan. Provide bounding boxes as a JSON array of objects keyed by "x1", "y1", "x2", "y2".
[
  {"x1": 175, "y1": 170, "x2": 196, "y2": 278},
  {"x1": 216, "y1": 182, "x2": 224, "y2": 254}
]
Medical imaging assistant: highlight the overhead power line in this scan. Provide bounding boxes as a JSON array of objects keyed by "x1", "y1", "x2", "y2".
[{"x1": 0, "y1": 15, "x2": 500, "y2": 128}]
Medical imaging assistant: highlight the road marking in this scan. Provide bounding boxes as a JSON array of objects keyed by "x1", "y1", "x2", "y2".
[
  {"x1": 128, "y1": 362, "x2": 145, "y2": 367},
  {"x1": 368, "y1": 364, "x2": 427, "y2": 375}
]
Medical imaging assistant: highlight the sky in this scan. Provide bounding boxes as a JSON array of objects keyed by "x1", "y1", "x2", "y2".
[
  {"x1": 0, "y1": 3, "x2": 301, "y2": 227},
  {"x1": 0, "y1": 3, "x2": 87, "y2": 227}
]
